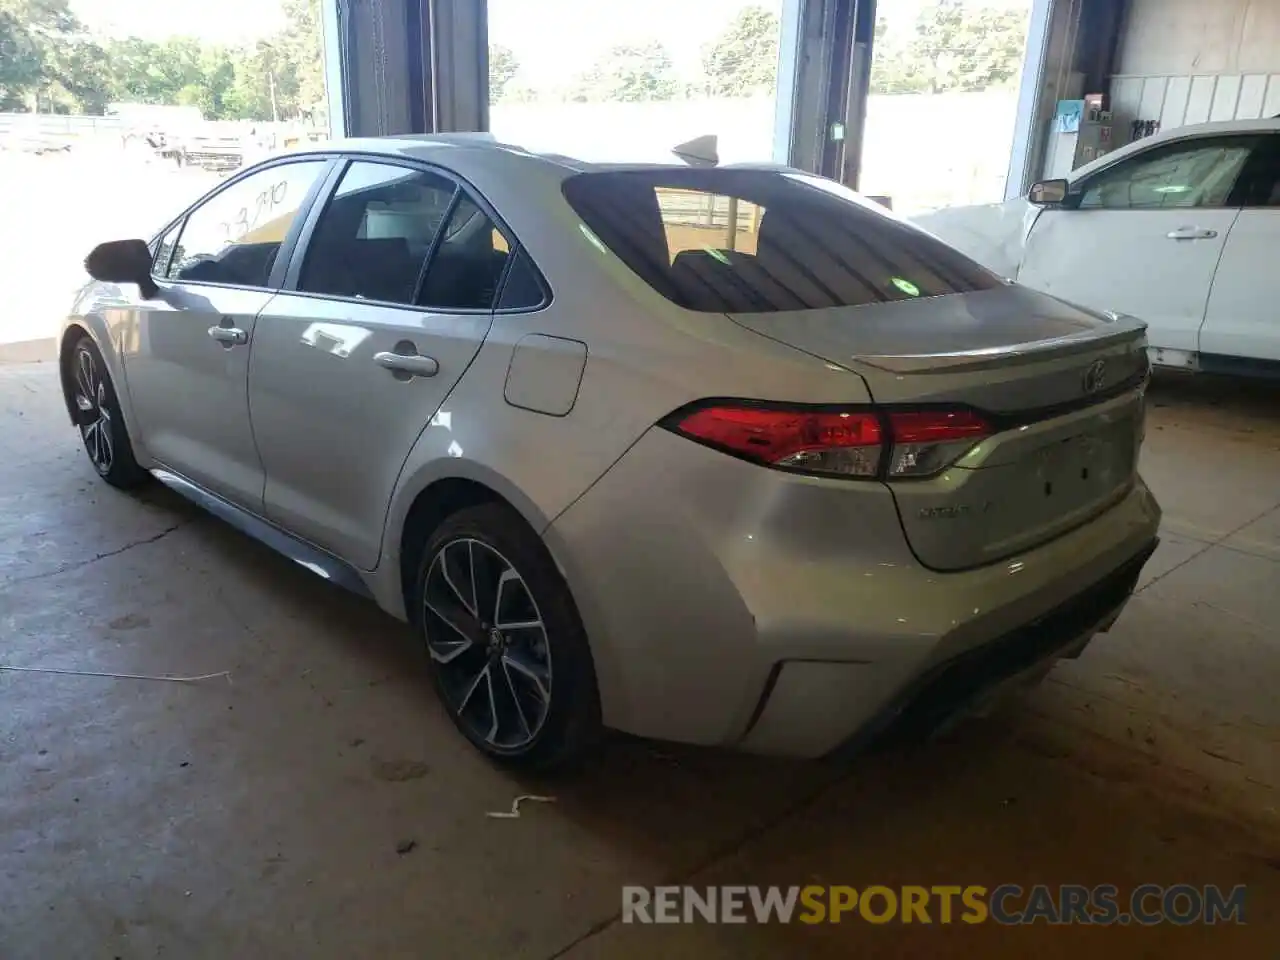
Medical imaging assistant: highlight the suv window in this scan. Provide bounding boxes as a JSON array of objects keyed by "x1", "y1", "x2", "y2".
[
  {"x1": 167, "y1": 161, "x2": 325, "y2": 286},
  {"x1": 561, "y1": 169, "x2": 1001, "y2": 313},
  {"x1": 1078, "y1": 139, "x2": 1253, "y2": 210},
  {"x1": 1233, "y1": 135, "x2": 1280, "y2": 207},
  {"x1": 418, "y1": 194, "x2": 513, "y2": 310},
  {"x1": 298, "y1": 161, "x2": 457, "y2": 305}
]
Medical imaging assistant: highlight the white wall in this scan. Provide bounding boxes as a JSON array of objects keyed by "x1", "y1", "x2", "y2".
[
  {"x1": 1112, "y1": 0, "x2": 1280, "y2": 130},
  {"x1": 1118, "y1": 0, "x2": 1280, "y2": 76}
]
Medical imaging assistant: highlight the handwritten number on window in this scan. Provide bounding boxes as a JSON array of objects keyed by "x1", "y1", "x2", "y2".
[{"x1": 218, "y1": 180, "x2": 289, "y2": 245}]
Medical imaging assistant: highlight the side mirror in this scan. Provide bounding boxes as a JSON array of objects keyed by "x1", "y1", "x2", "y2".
[
  {"x1": 84, "y1": 239, "x2": 158, "y2": 298},
  {"x1": 1028, "y1": 178, "x2": 1069, "y2": 206}
]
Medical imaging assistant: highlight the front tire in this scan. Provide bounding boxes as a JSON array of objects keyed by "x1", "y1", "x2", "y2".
[
  {"x1": 414, "y1": 503, "x2": 602, "y2": 771},
  {"x1": 68, "y1": 336, "x2": 147, "y2": 490}
]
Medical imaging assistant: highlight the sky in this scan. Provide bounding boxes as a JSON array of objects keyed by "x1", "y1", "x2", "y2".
[
  {"x1": 72, "y1": 0, "x2": 285, "y2": 45},
  {"x1": 70, "y1": 0, "x2": 1030, "y2": 85},
  {"x1": 488, "y1": 0, "x2": 782, "y2": 87}
]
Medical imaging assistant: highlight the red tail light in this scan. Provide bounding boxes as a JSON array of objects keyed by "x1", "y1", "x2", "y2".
[
  {"x1": 885, "y1": 409, "x2": 991, "y2": 478},
  {"x1": 666, "y1": 403, "x2": 991, "y2": 480}
]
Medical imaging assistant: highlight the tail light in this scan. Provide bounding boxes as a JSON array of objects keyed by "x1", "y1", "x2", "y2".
[
  {"x1": 665, "y1": 403, "x2": 991, "y2": 480},
  {"x1": 884, "y1": 409, "x2": 990, "y2": 477}
]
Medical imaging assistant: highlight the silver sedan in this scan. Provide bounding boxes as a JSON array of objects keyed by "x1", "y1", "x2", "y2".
[{"x1": 62, "y1": 136, "x2": 1161, "y2": 768}]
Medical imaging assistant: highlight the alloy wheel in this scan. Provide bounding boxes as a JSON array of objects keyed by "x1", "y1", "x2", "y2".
[
  {"x1": 422, "y1": 538, "x2": 553, "y2": 751},
  {"x1": 73, "y1": 347, "x2": 114, "y2": 476}
]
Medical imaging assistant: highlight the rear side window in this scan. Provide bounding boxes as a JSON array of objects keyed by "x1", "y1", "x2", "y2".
[
  {"x1": 417, "y1": 194, "x2": 513, "y2": 310},
  {"x1": 298, "y1": 161, "x2": 457, "y2": 305},
  {"x1": 497, "y1": 249, "x2": 547, "y2": 310},
  {"x1": 561, "y1": 169, "x2": 1001, "y2": 313},
  {"x1": 298, "y1": 161, "x2": 514, "y2": 310}
]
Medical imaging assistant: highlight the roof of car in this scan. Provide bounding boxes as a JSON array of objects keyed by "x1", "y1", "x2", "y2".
[
  {"x1": 1069, "y1": 116, "x2": 1280, "y2": 180},
  {"x1": 275, "y1": 133, "x2": 803, "y2": 180}
]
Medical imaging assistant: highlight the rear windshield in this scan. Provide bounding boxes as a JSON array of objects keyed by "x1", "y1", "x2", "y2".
[{"x1": 561, "y1": 169, "x2": 1003, "y2": 313}]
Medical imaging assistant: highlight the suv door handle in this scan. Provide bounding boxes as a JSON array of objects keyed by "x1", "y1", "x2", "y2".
[
  {"x1": 374, "y1": 351, "x2": 439, "y2": 378},
  {"x1": 208, "y1": 324, "x2": 249, "y2": 346},
  {"x1": 1166, "y1": 227, "x2": 1218, "y2": 240}
]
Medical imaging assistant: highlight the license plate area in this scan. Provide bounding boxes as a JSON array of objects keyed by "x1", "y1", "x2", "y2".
[{"x1": 1033, "y1": 422, "x2": 1136, "y2": 508}]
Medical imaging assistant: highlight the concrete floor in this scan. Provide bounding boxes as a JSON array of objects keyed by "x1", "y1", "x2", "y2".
[{"x1": 1, "y1": 359, "x2": 1277, "y2": 959}]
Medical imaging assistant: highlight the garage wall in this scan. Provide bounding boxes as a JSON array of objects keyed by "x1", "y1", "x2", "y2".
[{"x1": 1110, "y1": 0, "x2": 1280, "y2": 130}]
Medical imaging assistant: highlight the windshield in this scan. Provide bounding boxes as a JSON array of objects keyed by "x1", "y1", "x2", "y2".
[{"x1": 561, "y1": 168, "x2": 1003, "y2": 314}]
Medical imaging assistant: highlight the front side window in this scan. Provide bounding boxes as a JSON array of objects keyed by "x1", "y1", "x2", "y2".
[
  {"x1": 1078, "y1": 139, "x2": 1253, "y2": 210},
  {"x1": 167, "y1": 161, "x2": 326, "y2": 287},
  {"x1": 561, "y1": 169, "x2": 1001, "y2": 314},
  {"x1": 298, "y1": 161, "x2": 458, "y2": 305},
  {"x1": 152, "y1": 223, "x2": 180, "y2": 277}
]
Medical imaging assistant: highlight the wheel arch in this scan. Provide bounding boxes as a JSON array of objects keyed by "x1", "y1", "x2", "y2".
[
  {"x1": 58, "y1": 323, "x2": 94, "y2": 424},
  {"x1": 392, "y1": 464, "x2": 556, "y2": 624}
]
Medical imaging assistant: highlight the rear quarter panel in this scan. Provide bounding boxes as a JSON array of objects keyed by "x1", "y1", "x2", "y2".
[{"x1": 373, "y1": 153, "x2": 882, "y2": 616}]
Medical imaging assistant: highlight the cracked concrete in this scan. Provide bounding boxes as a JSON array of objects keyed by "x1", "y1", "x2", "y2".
[
  {"x1": 2, "y1": 521, "x2": 194, "y2": 588},
  {"x1": 1, "y1": 360, "x2": 1278, "y2": 959}
]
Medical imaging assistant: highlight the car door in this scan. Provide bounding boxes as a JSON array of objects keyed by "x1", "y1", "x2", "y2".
[
  {"x1": 1016, "y1": 135, "x2": 1257, "y2": 359},
  {"x1": 1198, "y1": 133, "x2": 1280, "y2": 364},
  {"x1": 122, "y1": 158, "x2": 330, "y2": 507},
  {"x1": 247, "y1": 158, "x2": 514, "y2": 569}
]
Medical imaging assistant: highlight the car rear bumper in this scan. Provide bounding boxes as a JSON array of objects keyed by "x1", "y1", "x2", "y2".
[
  {"x1": 750, "y1": 538, "x2": 1156, "y2": 758},
  {"x1": 546, "y1": 427, "x2": 1162, "y2": 756}
]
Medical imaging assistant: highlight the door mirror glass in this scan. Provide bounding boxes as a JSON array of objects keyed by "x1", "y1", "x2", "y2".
[
  {"x1": 85, "y1": 239, "x2": 158, "y2": 298},
  {"x1": 1028, "y1": 179, "x2": 1069, "y2": 206}
]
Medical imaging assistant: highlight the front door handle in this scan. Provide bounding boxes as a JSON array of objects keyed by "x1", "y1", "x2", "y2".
[
  {"x1": 374, "y1": 351, "x2": 439, "y2": 378},
  {"x1": 208, "y1": 324, "x2": 249, "y2": 346},
  {"x1": 1166, "y1": 227, "x2": 1218, "y2": 240}
]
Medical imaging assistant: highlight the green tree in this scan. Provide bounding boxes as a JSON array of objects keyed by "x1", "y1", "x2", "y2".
[
  {"x1": 0, "y1": 0, "x2": 111, "y2": 112},
  {"x1": 223, "y1": 41, "x2": 289, "y2": 121},
  {"x1": 0, "y1": 7, "x2": 44, "y2": 109},
  {"x1": 572, "y1": 41, "x2": 680, "y2": 103},
  {"x1": 489, "y1": 43, "x2": 518, "y2": 103},
  {"x1": 277, "y1": 0, "x2": 326, "y2": 120},
  {"x1": 701, "y1": 5, "x2": 779, "y2": 98},
  {"x1": 902, "y1": 0, "x2": 1029, "y2": 94},
  {"x1": 869, "y1": 15, "x2": 928, "y2": 95}
]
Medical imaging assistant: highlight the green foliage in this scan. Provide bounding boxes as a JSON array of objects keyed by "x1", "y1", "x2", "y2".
[
  {"x1": 872, "y1": 0, "x2": 1030, "y2": 95},
  {"x1": 572, "y1": 41, "x2": 680, "y2": 104},
  {"x1": 0, "y1": 0, "x2": 326, "y2": 121},
  {"x1": 0, "y1": 0, "x2": 1029, "y2": 118},
  {"x1": 489, "y1": 44, "x2": 519, "y2": 104},
  {"x1": 701, "y1": 5, "x2": 779, "y2": 98},
  {"x1": 0, "y1": 0, "x2": 100, "y2": 112}
]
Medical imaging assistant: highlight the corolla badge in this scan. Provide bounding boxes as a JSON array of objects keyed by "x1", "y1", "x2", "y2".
[{"x1": 1082, "y1": 359, "x2": 1107, "y2": 395}]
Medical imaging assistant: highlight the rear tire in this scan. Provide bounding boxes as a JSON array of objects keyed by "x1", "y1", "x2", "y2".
[
  {"x1": 67, "y1": 336, "x2": 148, "y2": 490},
  {"x1": 413, "y1": 502, "x2": 602, "y2": 771}
]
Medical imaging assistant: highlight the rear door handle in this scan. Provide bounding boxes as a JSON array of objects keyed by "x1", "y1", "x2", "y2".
[
  {"x1": 374, "y1": 351, "x2": 439, "y2": 378},
  {"x1": 1166, "y1": 227, "x2": 1218, "y2": 240},
  {"x1": 208, "y1": 324, "x2": 249, "y2": 346}
]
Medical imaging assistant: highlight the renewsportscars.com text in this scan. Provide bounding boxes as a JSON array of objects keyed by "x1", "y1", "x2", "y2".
[{"x1": 621, "y1": 884, "x2": 1247, "y2": 925}]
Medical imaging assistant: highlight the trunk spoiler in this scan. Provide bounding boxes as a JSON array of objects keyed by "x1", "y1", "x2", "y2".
[{"x1": 848, "y1": 323, "x2": 1147, "y2": 375}]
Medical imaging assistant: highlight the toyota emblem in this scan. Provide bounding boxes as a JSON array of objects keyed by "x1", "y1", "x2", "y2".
[{"x1": 1082, "y1": 359, "x2": 1107, "y2": 394}]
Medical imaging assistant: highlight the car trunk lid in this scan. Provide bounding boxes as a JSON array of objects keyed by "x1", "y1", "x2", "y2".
[{"x1": 728, "y1": 286, "x2": 1150, "y2": 571}]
